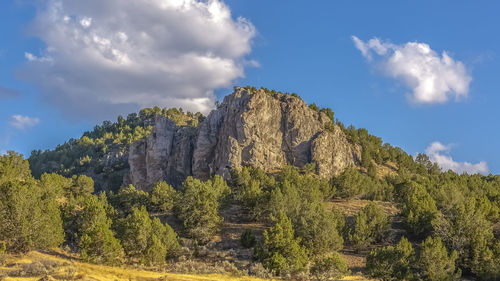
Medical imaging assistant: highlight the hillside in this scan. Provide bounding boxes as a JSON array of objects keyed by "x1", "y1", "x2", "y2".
[
  {"x1": 28, "y1": 86, "x2": 421, "y2": 193},
  {"x1": 1, "y1": 86, "x2": 499, "y2": 281},
  {"x1": 30, "y1": 86, "x2": 363, "y2": 192}
]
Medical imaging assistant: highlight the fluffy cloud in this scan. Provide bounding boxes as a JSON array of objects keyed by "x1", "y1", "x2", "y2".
[
  {"x1": 352, "y1": 36, "x2": 471, "y2": 104},
  {"x1": 425, "y1": 141, "x2": 488, "y2": 175},
  {"x1": 0, "y1": 85, "x2": 19, "y2": 99},
  {"x1": 21, "y1": 0, "x2": 256, "y2": 120},
  {"x1": 9, "y1": 115, "x2": 40, "y2": 130}
]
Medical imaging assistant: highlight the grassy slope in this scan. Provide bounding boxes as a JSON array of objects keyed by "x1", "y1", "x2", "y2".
[
  {"x1": 0, "y1": 251, "x2": 371, "y2": 281},
  {"x1": 1, "y1": 251, "x2": 270, "y2": 281}
]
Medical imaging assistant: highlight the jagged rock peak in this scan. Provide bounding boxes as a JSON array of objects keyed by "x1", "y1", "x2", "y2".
[{"x1": 127, "y1": 87, "x2": 361, "y2": 190}]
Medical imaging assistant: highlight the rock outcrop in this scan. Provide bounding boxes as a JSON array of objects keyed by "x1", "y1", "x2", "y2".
[
  {"x1": 127, "y1": 117, "x2": 196, "y2": 191},
  {"x1": 127, "y1": 87, "x2": 361, "y2": 190}
]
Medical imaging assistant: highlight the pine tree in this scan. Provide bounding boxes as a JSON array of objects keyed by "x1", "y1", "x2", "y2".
[
  {"x1": 254, "y1": 213, "x2": 308, "y2": 275},
  {"x1": 0, "y1": 153, "x2": 64, "y2": 253},
  {"x1": 150, "y1": 217, "x2": 180, "y2": 258},
  {"x1": 366, "y1": 237, "x2": 415, "y2": 281},
  {"x1": 349, "y1": 202, "x2": 390, "y2": 248},
  {"x1": 78, "y1": 195, "x2": 124, "y2": 265},
  {"x1": 143, "y1": 234, "x2": 167, "y2": 265},
  {"x1": 401, "y1": 182, "x2": 438, "y2": 237},
  {"x1": 150, "y1": 181, "x2": 177, "y2": 213},
  {"x1": 118, "y1": 207, "x2": 180, "y2": 264},
  {"x1": 119, "y1": 207, "x2": 152, "y2": 259},
  {"x1": 175, "y1": 177, "x2": 223, "y2": 244},
  {"x1": 417, "y1": 236, "x2": 460, "y2": 281},
  {"x1": 310, "y1": 252, "x2": 350, "y2": 281}
]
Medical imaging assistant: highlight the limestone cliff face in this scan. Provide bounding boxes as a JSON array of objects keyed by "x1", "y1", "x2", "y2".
[
  {"x1": 127, "y1": 116, "x2": 196, "y2": 191},
  {"x1": 128, "y1": 87, "x2": 361, "y2": 190}
]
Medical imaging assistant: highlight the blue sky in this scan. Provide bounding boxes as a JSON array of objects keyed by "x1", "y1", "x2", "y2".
[{"x1": 0, "y1": 0, "x2": 499, "y2": 174}]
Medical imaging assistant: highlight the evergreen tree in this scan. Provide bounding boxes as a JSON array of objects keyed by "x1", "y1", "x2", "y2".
[
  {"x1": 262, "y1": 166, "x2": 344, "y2": 255},
  {"x1": 119, "y1": 207, "x2": 152, "y2": 259},
  {"x1": 109, "y1": 184, "x2": 150, "y2": 216},
  {"x1": 150, "y1": 217, "x2": 180, "y2": 258},
  {"x1": 118, "y1": 207, "x2": 180, "y2": 264},
  {"x1": 401, "y1": 181, "x2": 438, "y2": 237},
  {"x1": 433, "y1": 198, "x2": 499, "y2": 279},
  {"x1": 0, "y1": 153, "x2": 64, "y2": 253},
  {"x1": 150, "y1": 181, "x2": 177, "y2": 213},
  {"x1": 175, "y1": 177, "x2": 223, "y2": 244},
  {"x1": 366, "y1": 237, "x2": 415, "y2": 281},
  {"x1": 78, "y1": 195, "x2": 124, "y2": 265},
  {"x1": 71, "y1": 175, "x2": 95, "y2": 196},
  {"x1": 230, "y1": 166, "x2": 275, "y2": 216},
  {"x1": 254, "y1": 213, "x2": 308, "y2": 275},
  {"x1": 310, "y1": 252, "x2": 350, "y2": 281},
  {"x1": 331, "y1": 167, "x2": 371, "y2": 198},
  {"x1": 416, "y1": 236, "x2": 460, "y2": 281},
  {"x1": 143, "y1": 234, "x2": 167, "y2": 265},
  {"x1": 349, "y1": 202, "x2": 390, "y2": 248}
]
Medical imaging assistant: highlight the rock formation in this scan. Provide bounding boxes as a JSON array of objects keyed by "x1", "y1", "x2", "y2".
[{"x1": 127, "y1": 87, "x2": 361, "y2": 191}]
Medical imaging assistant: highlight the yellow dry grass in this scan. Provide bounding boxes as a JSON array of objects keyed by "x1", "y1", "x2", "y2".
[
  {"x1": 1, "y1": 251, "x2": 269, "y2": 281},
  {"x1": 0, "y1": 251, "x2": 372, "y2": 281}
]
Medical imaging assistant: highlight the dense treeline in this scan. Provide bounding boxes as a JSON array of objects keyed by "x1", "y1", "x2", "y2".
[
  {"x1": 2, "y1": 148, "x2": 500, "y2": 279},
  {"x1": 1, "y1": 152, "x2": 181, "y2": 266}
]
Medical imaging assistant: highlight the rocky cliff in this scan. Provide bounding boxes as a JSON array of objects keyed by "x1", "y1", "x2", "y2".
[{"x1": 127, "y1": 87, "x2": 361, "y2": 191}]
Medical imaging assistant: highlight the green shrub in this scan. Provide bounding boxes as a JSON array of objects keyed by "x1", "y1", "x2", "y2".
[
  {"x1": 240, "y1": 229, "x2": 256, "y2": 248},
  {"x1": 263, "y1": 167, "x2": 344, "y2": 255},
  {"x1": 254, "y1": 213, "x2": 308, "y2": 275},
  {"x1": 230, "y1": 166, "x2": 274, "y2": 215},
  {"x1": 308, "y1": 103, "x2": 319, "y2": 112},
  {"x1": 310, "y1": 252, "x2": 350, "y2": 281},
  {"x1": 119, "y1": 207, "x2": 152, "y2": 259},
  {"x1": 78, "y1": 195, "x2": 124, "y2": 265},
  {"x1": 175, "y1": 177, "x2": 224, "y2": 244},
  {"x1": 210, "y1": 175, "x2": 231, "y2": 206},
  {"x1": 331, "y1": 167, "x2": 371, "y2": 199},
  {"x1": 118, "y1": 206, "x2": 180, "y2": 264},
  {"x1": 416, "y1": 236, "x2": 460, "y2": 281},
  {"x1": 401, "y1": 181, "x2": 438, "y2": 237},
  {"x1": 151, "y1": 217, "x2": 181, "y2": 258},
  {"x1": 433, "y1": 198, "x2": 500, "y2": 279},
  {"x1": 150, "y1": 181, "x2": 177, "y2": 213},
  {"x1": 109, "y1": 184, "x2": 150, "y2": 216},
  {"x1": 366, "y1": 237, "x2": 415, "y2": 281},
  {"x1": 143, "y1": 234, "x2": 167, "y2": 266},
  {"x1": 0, "y1": 153, "x2": 64, "y2": 253},
  {"x1": 349, "y1": 202, "x2": 390, "y2": 248}
]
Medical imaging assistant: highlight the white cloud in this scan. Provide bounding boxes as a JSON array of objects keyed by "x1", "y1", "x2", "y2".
[
  {"x1": 21, "y1": 0, "x2": 256, "y2": 120},
  {"x1": 352, "y1": 36, "x2": 472, "y2": 104},
  {"x1": 425, "y1": 141, "x2": 488, "y2": 175},
  {"x1": 79, "y1": 17, "x2": 92, "y2": 28},
  {"x1": 9, "y1": 115, "x2": 40, "y2": 130},
  {"x1": 25, "y1": 52, "x2": 52, "y2": 63}
]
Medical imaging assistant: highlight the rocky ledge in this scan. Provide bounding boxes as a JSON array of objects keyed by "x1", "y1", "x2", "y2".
[{"x1": 127, "y1": 87, "x2": 361, "y2": 191}]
